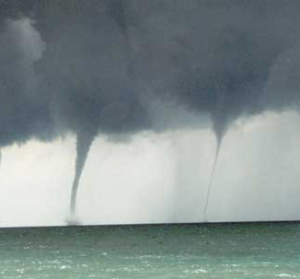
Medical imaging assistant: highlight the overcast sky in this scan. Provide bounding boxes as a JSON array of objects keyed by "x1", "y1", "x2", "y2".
[{"x1": 1, "y1": 110, "x2": 300, "y2": 227}]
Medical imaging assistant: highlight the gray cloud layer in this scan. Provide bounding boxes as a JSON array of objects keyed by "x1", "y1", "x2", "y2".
[{"x1": 1, "y1": 0, "x2": 300, "y2": 143}]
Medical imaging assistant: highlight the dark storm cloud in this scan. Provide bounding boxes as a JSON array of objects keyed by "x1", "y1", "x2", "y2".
[
  {"x1": 0, "y1": 11, "x2": 53, "y2": 147},
  {"x1": 1, "y1": 0, "x2": 300, "y2": 216},
  {"x1": 118, "y1": 0, "x2": 300, "y2": 137},
  {"x1": 1, "y1": 0, "x2": 300, "y2": 143}
]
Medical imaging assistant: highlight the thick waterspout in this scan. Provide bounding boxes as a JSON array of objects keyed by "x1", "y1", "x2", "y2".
[{"x1": 70, "y1": 130, "x2": 96, "y2": 217}]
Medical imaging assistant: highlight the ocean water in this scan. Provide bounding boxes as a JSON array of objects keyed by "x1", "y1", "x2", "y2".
[{"x1": 0, "y1": 223, "x2": 299, "y2": 279}]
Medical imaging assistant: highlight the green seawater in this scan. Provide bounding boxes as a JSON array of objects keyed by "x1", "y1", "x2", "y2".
[{"x1": 0, "y1": 223, "x2": 299, "y2": 278}]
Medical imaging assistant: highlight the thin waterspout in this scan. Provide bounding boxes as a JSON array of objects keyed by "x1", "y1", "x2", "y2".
[{"x1": 202, "y1": 136, "x2": 222, "y2": 222}]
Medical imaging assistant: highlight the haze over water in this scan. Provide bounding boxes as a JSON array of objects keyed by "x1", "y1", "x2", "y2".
[{"x1": 2, "y1": 111, "x2": 300, "y2": 226}]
